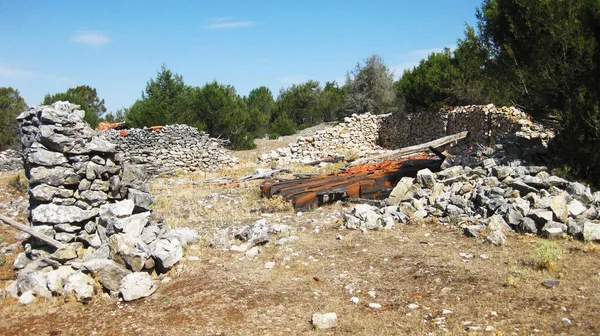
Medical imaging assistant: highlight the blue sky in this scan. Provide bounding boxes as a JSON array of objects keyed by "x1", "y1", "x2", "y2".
[{"x1": 0, "y1": 0, "x2": 482, "y2": 112}]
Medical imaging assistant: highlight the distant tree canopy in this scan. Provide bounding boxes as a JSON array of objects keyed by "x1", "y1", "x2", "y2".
[
  {"x1": 0, "y1": 87, "x2": 28, "y2": 149},
  {"x1": 396, "y1": 0, "x2": 600, "y2": 186},
  {"x1": 344, "y1": 54, "x2": 397, "y2": 115},
  {"x1": 43, "y1": 85, "x2": 106, "y2": 128}
]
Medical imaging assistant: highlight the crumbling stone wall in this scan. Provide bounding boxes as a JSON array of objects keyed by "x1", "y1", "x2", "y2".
[
  {"x1": 260, "y1": 113, "x2": 388, "y2": 164},
  {"x1": 0, "y1": 149, "x2": 23, "y2": 172},
  {"x1": 379, "y1": 105, "x2": 553, "y2": 153},
  {"x1": 101, "y1": 124, "x2": 239, "y2": 174},
  {"x1": 9, "y1": 102, "x2": 196, "y2": 303}
]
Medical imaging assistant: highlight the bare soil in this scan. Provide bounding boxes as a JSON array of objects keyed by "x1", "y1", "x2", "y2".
[{"x1": 0, "y1": 132, "x2": 599, "y2": 336}]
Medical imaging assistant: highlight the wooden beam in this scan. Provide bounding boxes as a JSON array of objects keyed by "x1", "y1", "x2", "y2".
[
  {"x1": 0, "y1": 214, "x2": 66, "y2": 250},
  {"x1": 351, "y1": 131, "x2": 469, "y2": 166}
]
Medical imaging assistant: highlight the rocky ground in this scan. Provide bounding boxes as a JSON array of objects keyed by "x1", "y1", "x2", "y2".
[{"x1": 0, "y1": 129, "x2": 599, "y2": 335}]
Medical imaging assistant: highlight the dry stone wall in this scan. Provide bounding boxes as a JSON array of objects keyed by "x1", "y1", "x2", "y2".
[
  {"x1": 0, "y1": 149, "x2": 23, "y2": 172},
  {"x1": 9, "y1": 101, "x2": 198, "y2": 303},
  {"x1": 101, "y1": 124, "x2": 239, "y2": 174},
  {"x1": 379, "y1": 105, "x2": 554, "y2": 154},
  {"x1": 260, "y1": 113, "x2": 388, "y2": 164}
]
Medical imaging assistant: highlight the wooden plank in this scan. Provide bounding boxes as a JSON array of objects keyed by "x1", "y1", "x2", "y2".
[
  {"x1": 350, "y1": 131, "x2": 468, "y2": 166},
  {"x1": 0, "y1": 214, "x2": 66, "y2": 250}
]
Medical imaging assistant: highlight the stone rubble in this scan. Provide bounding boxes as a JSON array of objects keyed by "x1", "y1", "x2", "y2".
[
  {"x1": 0, "y1": 149, "x2": 23, "y2": 172},
  {"x1": 344, "y1": 131, "x2": 599, "y2": 243},
  {"x1": 259, "y1": 113, "x2": 388, "y2": 165},
  {"x1": 5, "y1": 101, "x2": 200, "y2": 303},
  {"x1": 101, "y1": 124, "x2": 239, "y2": 174}
]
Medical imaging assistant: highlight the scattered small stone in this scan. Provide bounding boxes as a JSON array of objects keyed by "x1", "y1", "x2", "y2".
[
  {"x1": 562, "y1": 317, "x2": 572, "y2": 325},
  {"x1": 542, "y1": 279, "x2": 560, "y2": 288},
  {"x1": 408, "y1": 303, "x2": 420, "y2": 310},
  {"x1": 442, "y1": 309, "x2": 453, "y2": 314},
  {"x1": 350, "y1": 297, "x2": 359, "y2": 304},
  {"x1": 459, "y1": 252, "x2": 474, "y2": 259},
  {"x1": 264, "y1": 261, "x2": 276, "y2": 269},
  {"x1": 311, "y1": 312, "x2": 338, "y2": 330},
  {"x1": 369, "y1": 303, "x2": 382, "y2": 309},
  {"x1": 18, "y1": 290, "x2": 36, "y2": 305},
  {"x1": 485, "y1": 326, "x2": 495, "y2": 332}
]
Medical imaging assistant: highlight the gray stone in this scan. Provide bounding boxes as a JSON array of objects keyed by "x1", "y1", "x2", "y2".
[
  {"x1": 127, "y1": 188, "x2": 154, "y2": 210},
  {"x1": 520, "y1": 217, "x2": 538, "y2": 233},
  {"x1": 235, "y1": 219, "x2": 270, "y2": 245},
  {"x1": 141, "y1": 224, "x2": 161, "y2": 245},
  {"x1": 513, "y1": 198, "x2": 531, "y2": 216},
  {"x1": 46, "y1": 266, "x2": 76, "y2": 294},
  {"x1": 82, "y1": 244, "x2": 110, "y2": 262},
  {"x1": 18, "y1": 290, "x2": 36, "y2": 305},
  {"x1": 464, "y1": 225, "x2": 486, "y2": 237},
  {"x1": 63, "y1": 271, "x2": 95, "y2": 301},
  {"x1": 505, "y1": 209, "x2": 524, "y2": 227},
  {"x1": 27, "y1": 148, "x2": 68, "y2": 166},
  {"x1": 50, "y1": 247, "x2": 78, "y2": 263},
  {"x1": 99, "y1": 199, "x2": 135, "y2": 220},
  {"x1": 482, "y1": 158, "x2": 496, "y2": 169},
  {"x1": 54, "y1": 232, "x2": 75, "y2": 242},
  {"x1": 583, "y1": 222, "x2": 600, "y2": 241},
  {"x1": 437, "y1": 166, "x2": 464, "y2": 179},
  {"x1": 528, "y1": 209, "x2": 554, "y2": 226},
  {"x1": 508, "y1": 179, "x2": 538, "y2": 195},
  {"x1": 541, "y1": 227, "x2": 564, "y2": 238},
  {"x1": 121, "y1": 163, "x2": 150, "y2": 193},
  {"x1": 534, "y1": 197, "x2": 553, "y2": 210},
  {"x1": 5, "y1": 281, "x2": 19, "y2": 298},
  {"x1": 13, "y1": 253, "x2": 32, "y2": 270},
  {"x1": 80, "y1": 190, "x2": 108, "y2": 205},
  {"x1": 566, "y1": 219, "x2": 584, "y2": 237},
  {"x1": 29, "y1": 166, "x2": 79, "y2": 186},
  {"x1": 77, "y1": 231, "x2": 102, "y2": 248},
  {"x1": 31, "y1": 203, "x2": 99, "y2": 224},
  {"x1": 485, "y1": 230, "x2": 506, "y2": 245},
  {"x1": 488, "y1": 214, "x2": 512, "y2": 232},
  {"x1": 550, "y1": 196, "x2": 569, "y2": 223},
  {"x1": 108, "y1": 234, "x2": 148, "y2": 272},
  {"x1": 16, "y1": 271, "x2": 52, "y2": 299},
  {"x1": 388, "y1": 177, "x2": 415, "y2": 205},
  {"x1": 90, "y1": 179, "x2": 110, "y2": 192},
  {"x1": 29, "y1": 185, "x2": 74, "y2": 201},
  {"x1": 312, "y1": 312, "x2": 338, "y2": 330},
  {"x1": 150, "y1": 235, "x2": 183, "y2": 271},
  {"x1": 582, "y1": 206, "x2": 598, "y2": 220},
  {"x1": 114, "y1": 212, "x2": 150, "y2": 236},
  {"x1": 171, "y1": 227, "x2": 201, "y2": 245},
  {"x1": 492, "y1": 166, "x2": 514, "y2": 180},
  {"x1": 568, "y1": 199, "x2": 587, "y2": 217},
  {"x1": 416, "y1": 168, "x2": 435, "y2": 188},
  {"x1": 120, "y1": 272, "x2": 157, "y2": 301},
  {"x1": 83, "y1": 259, "x2": 131, "y2": 292},
  {"x1": 567, "y1": 182, "x2": 594, "y2": 204},
  {"x1": 55, "y1": 223, "x2": 82, "y2": 233}
]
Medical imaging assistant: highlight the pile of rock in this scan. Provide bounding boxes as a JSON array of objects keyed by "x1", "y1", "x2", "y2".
[
  {"x1": 0, "y1": 149, "x2": 23, "y2": 172},
  {"x1": 345, "y1": 134, "x2": 600, "y2": 243},
  {"x1": 5, "y1": 102, "x2": 199, "y2": 304},
  {"x1": 379, "y1": 105, "x2": 554, "y2": 154},
  {"x1": 210, "y1": 219, "x2": 298, "y2": 255},
  {"x1": 101, "y1": 124, "x2": 239, "y2": 174},
  {"x1": 259, "y1": 113, "x2": 388, "y2": 165}
]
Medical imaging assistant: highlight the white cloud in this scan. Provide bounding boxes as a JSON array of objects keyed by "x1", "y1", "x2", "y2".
[
  {"x1": 390, "y1": 45, "x2": 456, "y2": 79},
  {"x1": 205, "y1": 17, "x2": 256, "y2": 29},
  {"x1": 277, "y1": 74, "x2": 310, "y2": 85},
  {"x1": 70, "y1": 31, "x2": 111, "y2": 46},
  {"x1": 0, "y1": 62, "x2": 38, "y2": 79}
]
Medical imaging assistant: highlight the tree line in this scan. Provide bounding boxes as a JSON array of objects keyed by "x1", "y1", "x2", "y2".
[{"x1": 1, "y1": 0, "x2": 598, "y2": 185}]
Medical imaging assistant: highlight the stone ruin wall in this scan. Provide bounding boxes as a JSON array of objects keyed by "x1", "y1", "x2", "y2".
[
  {"x1": 260, "y1": 112, "x2": 389, "y2": 164},
  {"x1": 379, "y1": 104, "x2": 554, "y2": 154},
  {"x1": 100, "y1": 125, "x2": 239, "y2": 175},
  {"x1": 10, "y1": 101, "x2": 197, "y2": 302}
]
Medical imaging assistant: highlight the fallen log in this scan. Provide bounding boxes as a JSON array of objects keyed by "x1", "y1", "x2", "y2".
[
  {"x1": 350, "y1": 131, "x2": 468, "y2": 166},
  {"x1": 0, "y1": 214, "x2": 66, "y2": 250},
  {"x1": 306, "y1": 156, "x2": 344, "y2": 166},
  {"x1": 239, "y1": 168, "x2": 291, "y2": 181}
]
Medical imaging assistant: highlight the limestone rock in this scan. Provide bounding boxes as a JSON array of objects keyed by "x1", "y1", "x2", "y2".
[
  {"x1": 312, "y1": 312, "x2": 338, "y2": 330},
  {"x1": 18, "y1": 290, "x2": 36, "y2": 305},
  {"x1": 63, "y1": 271, "x2": 95, "y2": 301},
  {"x1": 127, "y1": 188, "x2": 154, "y2": 210},
  {"x1": 120, "y1": 272, "x2": 157, "y2": 301},
  {"x1": 583, "y1": 222, "x2": 600, "y2": 241},
  {"x1": 31, "y1": 203, "x2": 99, "y2": 224},
  {"x1": 46, "y1": 266, "x2": 77, "y2": 294},
  {"x1": 83, "y1": 259, "x2": 131, "y2": 292},
  {"x1": 550, "y1": 196, "x2": 569, "y2": 223},
  {"x1": 150, "y1": 235, "x2": 183, "y2": 272}
]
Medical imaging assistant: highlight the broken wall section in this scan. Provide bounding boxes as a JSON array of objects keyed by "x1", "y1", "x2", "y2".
[
  {"x1": 10, "y1": 101, "x2": 194, "y2": 302},
  {"x1": 379, "y1": 105, "x2": 554, "y2": 154},
  {"x1": 101, "y1": 124, "x2": 239, "y2": 174}
]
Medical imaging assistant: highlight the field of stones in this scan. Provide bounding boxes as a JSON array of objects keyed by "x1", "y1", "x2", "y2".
[{"x1": 0, "y1": 103, "x2": 599, "y2": 335}]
